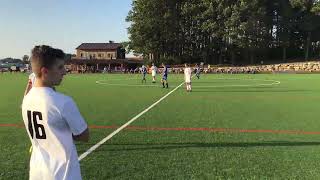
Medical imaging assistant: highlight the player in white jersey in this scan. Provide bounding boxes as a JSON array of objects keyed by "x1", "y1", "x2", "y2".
[
  {"x1": 151, "y1": 63, "x2": 157, "y2": 83},
  {"x1": 24, "y1": 71, "x2": 56, "y2": 153},
  {"x1": 24, "y1": 72, "x2": 36, "y2": 153},
  {"x1": 184, "y1": 63, "x2": 192, "y2": 92},
  {"x1": 22, "y1": 45, "x2": 89, "y2": 180}
]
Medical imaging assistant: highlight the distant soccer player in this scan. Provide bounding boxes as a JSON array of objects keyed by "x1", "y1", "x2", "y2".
[
  {"x1": 161, "y1": 63, "x2": 169, "y2": 88},
  {"x1": 141, "y1": 65, "x2": 147, "y2": 83},
  {"x1": 151, "y1": 63, "x2": 157, "y2": 83},
  {"x1": 184, "y1": 63, "x2": 192, "y2": 92},
  {"x1": 22, "y1": 45, "x2": 89, "y2": 180},
  {"x1": 195, "y1": 64, "x2": 201, "y2": 79}
]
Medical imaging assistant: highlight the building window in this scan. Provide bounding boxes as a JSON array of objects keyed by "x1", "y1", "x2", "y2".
[
  {"x1": 108, "y1": 54, "x2": 111, "y2": 58},
  {"x1": 98, "y1": 53, "x2": 102, "y2": 58},
  {"x1": 80, "y1": 53, "x2": 83, "y2": 57}
]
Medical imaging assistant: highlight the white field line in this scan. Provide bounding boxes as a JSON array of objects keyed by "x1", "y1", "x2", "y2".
[
  {"x1": 96, "y1": 79, "x2": 281, "y2": 88},
  {"x1": 194, "y1": 80, "x2": 281, "y2": 88},
  {"x1": 96, "y1": 81, "x2": 159, "y2": 87},
  {"x1": 79, "y1": 79, "x2": 187, "y2": 161}
]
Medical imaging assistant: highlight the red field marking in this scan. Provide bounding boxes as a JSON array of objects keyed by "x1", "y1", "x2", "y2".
[{"x1": 2, "y1": 123, "x2": 320, "y2": 135}]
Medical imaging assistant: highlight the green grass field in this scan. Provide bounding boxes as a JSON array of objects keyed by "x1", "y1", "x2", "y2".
[{"x1": 1, "y1": 72, "x2": 320, "y2": 179}]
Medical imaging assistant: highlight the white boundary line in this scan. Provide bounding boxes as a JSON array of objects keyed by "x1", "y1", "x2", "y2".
[
  {"x1": 95, "y1": 81, "x2": 159, "y2": 87},
  {"x1": 79, "y1": 80, "x2": 186, "y2": 161},
  {"x1": 194, "y1": 80, "x2": 281, "y2": 88},
  {"x1": 96, "y1": 79, "x2": 281, "y2": 88}
]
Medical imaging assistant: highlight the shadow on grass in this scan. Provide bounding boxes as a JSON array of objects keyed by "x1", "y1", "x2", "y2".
[{"x1": 82, "y1": 141, "x2": 320, "y2": 152}]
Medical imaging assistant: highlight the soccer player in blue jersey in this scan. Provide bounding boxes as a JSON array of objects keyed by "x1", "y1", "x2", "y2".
[
  {"x1": 195, "y1": 64, "x2": 201, "y2": 79},
  {"x1": 141, "y1": 65, "x2": 147, "y2": 83},
  {"x1": 161, "y1": 63, "x2": 169, "y2": 88}
]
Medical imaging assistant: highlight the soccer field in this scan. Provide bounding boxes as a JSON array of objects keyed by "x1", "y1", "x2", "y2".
[{"x1": 1, "y1": 72, "x2": 320, "y2": 179}]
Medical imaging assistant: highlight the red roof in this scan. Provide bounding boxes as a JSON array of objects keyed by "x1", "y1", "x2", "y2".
[
  {"x1": 67, "y1": 59, "x2": 143, "y2": 64},
  {"x1": 76, "y1": 43, "x2": 122, "y2": 50}
]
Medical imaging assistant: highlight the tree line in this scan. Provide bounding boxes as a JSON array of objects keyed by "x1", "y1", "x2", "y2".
[{"x1": 125, "y1": 0, "x2": 320, "y2": 65}]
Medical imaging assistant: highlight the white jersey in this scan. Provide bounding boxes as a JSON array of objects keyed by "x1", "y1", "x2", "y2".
[
  {"x1": 151, "y1": 65, "x2": 157, "y2": 76},
  {"x1": 184, "y1": 67, "x2": 192, "y2": 83},
  {"x1": 22, "y1": 87, "x2": 88, "y2": 180},
  {"x1": 28, "y1": 73, "x2": 36, "y2": 86}
]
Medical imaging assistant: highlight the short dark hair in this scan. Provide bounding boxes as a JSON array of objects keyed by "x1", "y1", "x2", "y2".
[{"x1": 31, "y1": 45, "x2": 65, "y2": 77}]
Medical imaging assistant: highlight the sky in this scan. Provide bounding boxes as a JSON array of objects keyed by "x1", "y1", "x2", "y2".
[{"x1": 0, "y1": 0, "x2": 133, "y2": 59}]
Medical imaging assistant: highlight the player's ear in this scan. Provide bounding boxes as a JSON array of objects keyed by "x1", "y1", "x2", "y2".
[{"x1": 40, "y1": 67, "x2": 49, "y2": 76}]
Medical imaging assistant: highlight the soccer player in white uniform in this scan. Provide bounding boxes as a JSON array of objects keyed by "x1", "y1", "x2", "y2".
[
  {"x1": 22, "y1": 45, "x2": 89, "y2": 180},
  {"x1": 24, "y1": 71, "x2": 57, "y2": 154},
  {"x1": 151, "y1": 63, "x2": 157, "y2": 83},
  {"x1": 184, "y1": 63, "x2": 192, "y2": 92},
  {"x1": 23, "y1": 72, "x2": 37, "y2": 153}
]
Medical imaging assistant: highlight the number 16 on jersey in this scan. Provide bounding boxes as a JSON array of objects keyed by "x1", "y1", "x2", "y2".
[{"x1": 27, "y1": 110, "x2": 47, "y2": 139}]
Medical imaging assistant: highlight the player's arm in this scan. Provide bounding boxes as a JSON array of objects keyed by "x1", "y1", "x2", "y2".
[
  {"x1": 24, "y1": 79, "x2": 32, "y2": 96},
  {"x1": 63, "y1": 98, "x2": 90, "y2": 143},
  {"x1": 73, "y1": 128, "x2": 89, "y2": 142}
]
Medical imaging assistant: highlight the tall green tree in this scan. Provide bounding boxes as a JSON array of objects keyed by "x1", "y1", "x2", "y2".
[
  {"x1": 290, "y1": 0, "x2": 320, "y2": 59},
  {"x1": 126, "y1": 0, "x2": 320, "y2": 65}
]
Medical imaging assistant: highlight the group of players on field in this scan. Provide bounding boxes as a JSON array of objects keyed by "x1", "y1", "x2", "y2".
[
  {"x1": 23, "y1": 45, "x2": 202, "y2": 180},
  {"x1": 141, "y1": 63, "x2": 201, "y2": 92}
]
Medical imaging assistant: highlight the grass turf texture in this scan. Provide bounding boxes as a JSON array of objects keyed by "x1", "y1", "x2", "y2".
[{"x1": 1, "y1": 72, "x2": 320, "y2": 179}]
